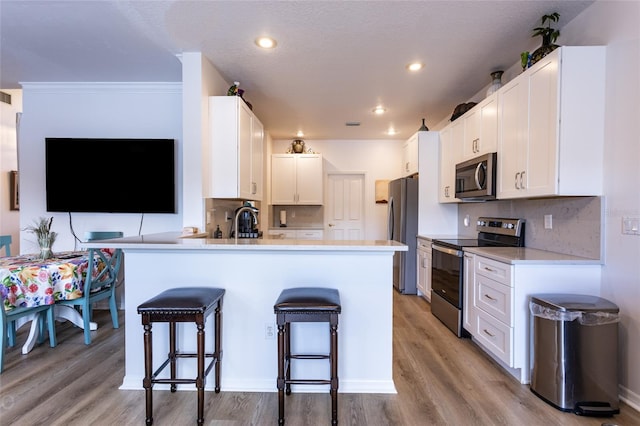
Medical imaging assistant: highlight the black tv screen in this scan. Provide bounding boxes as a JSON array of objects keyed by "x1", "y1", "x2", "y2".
[{"x1": 45, "y1": 138, "x2": 176, "y2": 213}]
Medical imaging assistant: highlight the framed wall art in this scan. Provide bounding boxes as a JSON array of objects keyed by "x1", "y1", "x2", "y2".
[{"x1": 10, "y1": 170, "x2": 19, "y2": 210}]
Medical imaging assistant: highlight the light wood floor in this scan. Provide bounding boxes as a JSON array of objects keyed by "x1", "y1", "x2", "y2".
[{"x1": 1, "y1": 292, "x2": 638, "y2": 425}]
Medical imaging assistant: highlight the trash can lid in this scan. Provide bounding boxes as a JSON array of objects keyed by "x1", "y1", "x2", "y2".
[{"x1": 530, "y1": 294, "x2": 619, "y2": 313}]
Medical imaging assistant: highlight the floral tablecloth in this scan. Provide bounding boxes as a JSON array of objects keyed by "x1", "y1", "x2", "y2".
[{"x1": 0, "y1": 250, "x2": 110, "y2": 311}]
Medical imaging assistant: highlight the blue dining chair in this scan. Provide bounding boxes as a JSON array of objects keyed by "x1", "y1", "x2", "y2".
[
  {"x1": 1, "y1": 303, "x2": 57, "y2": 373},
  {"x1": 0, "y1": 235, "x2": 11, "y2": 257},
  {"x1": 56, "y1": 247, "x2": 123, "y2": 345}
]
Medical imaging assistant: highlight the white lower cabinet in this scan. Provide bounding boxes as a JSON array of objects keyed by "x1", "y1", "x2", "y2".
[
  {"x1": 416, "y1": 237, "x2": 432, "y2": 301},
  {"x1": 267, "y1": 229, "x2": 323, "y2": 240},
  {"x1": 464, "y1": 251, "x2": 601, "y2": 384}
]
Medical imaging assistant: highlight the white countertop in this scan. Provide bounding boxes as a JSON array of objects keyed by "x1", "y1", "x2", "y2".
[
  {"x1": 464, "y1": 246, "x2": 602, "y2": 265},
  {"x1": 83, "y1": 231, "x2": 408, "y2": 252}
]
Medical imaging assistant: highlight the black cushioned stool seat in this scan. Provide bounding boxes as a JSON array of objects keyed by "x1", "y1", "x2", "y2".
[
  {"x1": 274, "y1": 287, "x2": 341, "y2": 425},
  {"x1": 137, "y1": 287, "x2": 225, "y2": 426}
]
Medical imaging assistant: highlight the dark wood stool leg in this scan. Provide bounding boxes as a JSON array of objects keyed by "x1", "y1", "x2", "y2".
[
  {"x1": 330, "y1": 317, "x2": 339, "y2": 425},
  {"x1": 142, "y1": 321, "x2": 154, "y2": 426},
  {"x1": 169, "y1": 321, "x2": 177, "y2": 392},
  {"x1": 196, "y1": 320, "x2": 205, "y2": 425},
  {"x1": 277, "y1": 319, "x2": 286, "y2": 425},
  {"x1": 285, "y1": 322, "x2": 291, "y2": 395},
  {"x1": 214, "y1": 302, "x2": 222, "y2": 393}
]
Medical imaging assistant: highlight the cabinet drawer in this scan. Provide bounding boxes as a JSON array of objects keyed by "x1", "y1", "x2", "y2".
[
  {"x1": 475, "y1": 275, "x2": 512, "y2": 326},
  {"x1": 297, "y1": 230, "x2": 323, "y2": 240},
  {"x1": 417, "y1": 238, "x2": 431, "y2": 250},
  {"x1": 267, "y1": 230, "x2": 297, "y2": 239},
  {"x1": 475, "y1": 309, "x2": 513, "y2": 366},
  {"x1": 475, "y1": 256, "x2": 512, "y2": 286}
]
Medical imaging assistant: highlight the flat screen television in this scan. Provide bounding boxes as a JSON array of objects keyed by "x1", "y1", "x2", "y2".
[{"x1": 45, "y1": 137, "x2": 176, "y2": 213}]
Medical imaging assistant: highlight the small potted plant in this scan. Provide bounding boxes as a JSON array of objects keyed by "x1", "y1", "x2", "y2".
[
  {"x1": 530, "y1": 12, "x2": 560, "y2": 66},
  {"x1": 25, "y1": 216, "x2": 57, "y2": 259}
]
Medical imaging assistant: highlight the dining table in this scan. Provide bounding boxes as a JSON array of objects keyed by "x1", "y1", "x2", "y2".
[{"x1": 0, "y1": 250, "x2": 104, "y2": 354}]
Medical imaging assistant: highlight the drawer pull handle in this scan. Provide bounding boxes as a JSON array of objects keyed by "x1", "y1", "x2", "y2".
[
  {"x1": 483, "y1": 266, "x2": 496, "y2": 272},
  {"x1": 482, "y1": 329, "x2": 495, "y2": 338},
  {"x1": 483, "y1": 294, "x2": 497, "y2": 301}
]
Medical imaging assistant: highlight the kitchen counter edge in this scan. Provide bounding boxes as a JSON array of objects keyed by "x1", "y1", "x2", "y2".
[
  {"x1": 464, "y1": 246, "x2": 602, "y2": 265},
  {"x1": 82, "y1": 231, "x2": 408, "y2": 252}
]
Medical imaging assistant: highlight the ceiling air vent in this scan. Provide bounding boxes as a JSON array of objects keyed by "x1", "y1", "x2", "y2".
[
  {"x1": 0, "y1": 91, "x2": 11, "y2": 105},
  {"x1": 345, "y1": 121, "x2": 360, "y2": 127}
]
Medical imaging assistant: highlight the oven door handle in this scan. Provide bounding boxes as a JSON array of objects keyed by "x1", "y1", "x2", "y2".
[{"x1": 432, "y1": 244, "x2": 463, "y2": 257}]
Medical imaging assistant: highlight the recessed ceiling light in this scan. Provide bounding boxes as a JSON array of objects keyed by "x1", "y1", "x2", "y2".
[
  {"x1": 387, "y1": 128, "x2": 398, "y2": 136},
  {"x1": 406, "y1": 62, "x2": 424, "y2": 72},
  {"x1": 255, "y1": 36, "x2": 277, "y2": 49},
  {"x1": 296, "y1": 131, "x2": 304, "y2": 137},
  {"x1": 373, "y1": 106, "x2": 386, "y2": 115}
]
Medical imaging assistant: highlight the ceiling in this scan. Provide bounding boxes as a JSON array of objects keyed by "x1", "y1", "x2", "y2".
[{"x1": 0, "y1": 1, "x2": 594, "y2": 140}]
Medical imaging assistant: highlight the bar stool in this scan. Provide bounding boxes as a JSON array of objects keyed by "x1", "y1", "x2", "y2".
[
  {"x1": 137, "y1": 287, "x2": 225, "y2": 426},
  {"x1": 274, "y1": 287, "x2": 341, "y2": 425}
]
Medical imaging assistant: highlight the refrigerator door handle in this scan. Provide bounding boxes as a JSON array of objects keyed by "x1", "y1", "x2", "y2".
[{"x1": 387, "y1": 196, "x2": 394, "y2": 240}]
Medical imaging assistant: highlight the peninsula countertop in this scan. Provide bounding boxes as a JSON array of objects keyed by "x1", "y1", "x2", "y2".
[{"x1": 83, "y1": 231, "x2": 408, "y2": 252}]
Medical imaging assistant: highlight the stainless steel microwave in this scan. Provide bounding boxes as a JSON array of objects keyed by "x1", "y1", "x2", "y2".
[{"x1": 455, "y1": 152, "x2": 497, "y2": 200}]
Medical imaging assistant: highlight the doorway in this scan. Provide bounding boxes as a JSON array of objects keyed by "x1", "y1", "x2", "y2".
[{"x1": 325, "y1": 173, "x2": 365, "y2": 240}]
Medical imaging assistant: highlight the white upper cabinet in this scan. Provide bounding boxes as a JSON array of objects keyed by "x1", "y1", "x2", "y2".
[
  {"x1": 462, "y1": 93, "x2": 498, "y2": 161},
  {"x1": 402, "y1": 133, "x2": 419, "y2": 176},
  {"x1": 439, "y1": 121, "x2": 462, "y2": 203},
  {"x1": 207, "y1": 96, "x2": 264, "y2": 200},
  {"x1": 271, "y1": 154, "x2": 324, "y2": 205},
  {"x1": 497, "y1": 46, "x2": 605, "y2": 199}
]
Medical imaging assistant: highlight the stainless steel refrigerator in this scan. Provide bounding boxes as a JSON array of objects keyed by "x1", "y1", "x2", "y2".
[{"x1": 387, "y1": 177, "x2": 418, "y2": 294}]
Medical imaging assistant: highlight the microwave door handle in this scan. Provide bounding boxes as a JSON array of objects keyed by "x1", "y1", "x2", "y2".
[{"x1": 474, "y1": 162, "x2": 485, "y2": 189}]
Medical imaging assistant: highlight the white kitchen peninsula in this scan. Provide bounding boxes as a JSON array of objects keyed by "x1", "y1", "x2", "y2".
[{"x1": 84, "y1": 233, "x2": 406, "y2": 394}]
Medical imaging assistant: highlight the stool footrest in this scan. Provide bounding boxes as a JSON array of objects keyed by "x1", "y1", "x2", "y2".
[
  {"x1": 152, "y1": 355, "x2": 219, "y2": 384},
  {"x1": 286, "y1": 379, "x2": 332, "y2": 385},
  {"x1": 289, "y1": 354, "x2": 329, "y2": 360}
]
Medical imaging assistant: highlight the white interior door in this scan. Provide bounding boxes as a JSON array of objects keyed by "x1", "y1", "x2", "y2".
[{"x1": 326, "y1": 173, "x2": 365, "y2": 240}]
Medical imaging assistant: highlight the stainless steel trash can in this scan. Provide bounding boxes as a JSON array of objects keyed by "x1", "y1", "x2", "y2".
[{"x1": 529, "y1": 294, "x2": 620, "y2": 417}]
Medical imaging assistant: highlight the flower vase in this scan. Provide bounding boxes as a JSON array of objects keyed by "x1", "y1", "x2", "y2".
[
  {"x1": 530, "y1": 34, "x2": 559, "y2": 66},
  {"x1": 39, "y1": 245, "x2": 52, "y2": 260}
]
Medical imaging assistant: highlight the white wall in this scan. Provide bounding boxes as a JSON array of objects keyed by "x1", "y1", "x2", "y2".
[
  {"x1": 0, "y1": 89, "x2": 21, "y2": 254},
  {"x1": 559, "y1": 0, "x2": 640, "y2": 408},
  {"x1": 272, "y1": 138, "x2": 404, "y2": 240},
  {"x1": 18, "y1": 83, "x2": 183, "y2": 253}
]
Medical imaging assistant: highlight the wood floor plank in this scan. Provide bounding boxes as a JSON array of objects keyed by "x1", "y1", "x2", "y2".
[{"x1": 1, "y1": 293, "x2": 638, "y2": 425}]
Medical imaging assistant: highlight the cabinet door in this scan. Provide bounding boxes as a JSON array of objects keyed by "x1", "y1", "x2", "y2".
[
  {"x1": 238, "y1": 101, "x2": 253, "y2": 199},
  {"x1": 271, "y1": 155, "x2": 296, "y2": 204},
  {"x1": 497, "y1": 78, "x2": 529, "y2": 199},
  {"x1": 463, "y1": 253, "x2": 475, "y2": 334},
  {"x1": 526, "y1": 55, "x2": 559, "y2": 196},
  {"x1": 478, "y1": 93, "x2": 498, "y2": 156},
  {"x1": 296, "y1": 155, "x2": 323, "y2": 204},
  {"x1": 416, "y1": 239, "x2": 432, "y2": 301},
  {"x1": 251, "y1": 117, "x2": 264, "y2": 199},
  {"x1": 438, "y1": 123, "x2": 462, "y2": 203},
  {"x1": 403, "y1": 133, "x2": 419, "y2": 176},
  {"x1": 462, "y1": 108, "x2": 480, "y2": 160}
]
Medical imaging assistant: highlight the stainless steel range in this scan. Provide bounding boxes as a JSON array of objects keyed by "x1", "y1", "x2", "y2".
[{"x1": 430, "y1": 217, "x2": 525, "y2": 337}]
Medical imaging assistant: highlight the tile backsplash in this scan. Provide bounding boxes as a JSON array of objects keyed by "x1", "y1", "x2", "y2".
[
  {"x1": 270, "y1": 205, "x2": 324, "y2": 228},
  {"x1": 458, "y1": 196, "x2": 603, "y2": 259}
]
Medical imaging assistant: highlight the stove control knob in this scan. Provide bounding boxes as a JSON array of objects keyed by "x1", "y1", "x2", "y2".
[
  {"x1": 505, "y1": 223, "x2": 514, "y2": 229},
  {"x1": 477, "y1": 220, "x2": 486, "y2": 226}
]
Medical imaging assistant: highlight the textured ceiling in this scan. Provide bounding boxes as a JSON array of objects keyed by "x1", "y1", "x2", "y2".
[{"x1": 0, "y1": 1, "x2": 594, "y2": 140}]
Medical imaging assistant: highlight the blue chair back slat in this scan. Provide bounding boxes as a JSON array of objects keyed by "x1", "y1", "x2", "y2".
[{"x1": 0, "y1": 235, "x2": 11, "y2": 257}]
